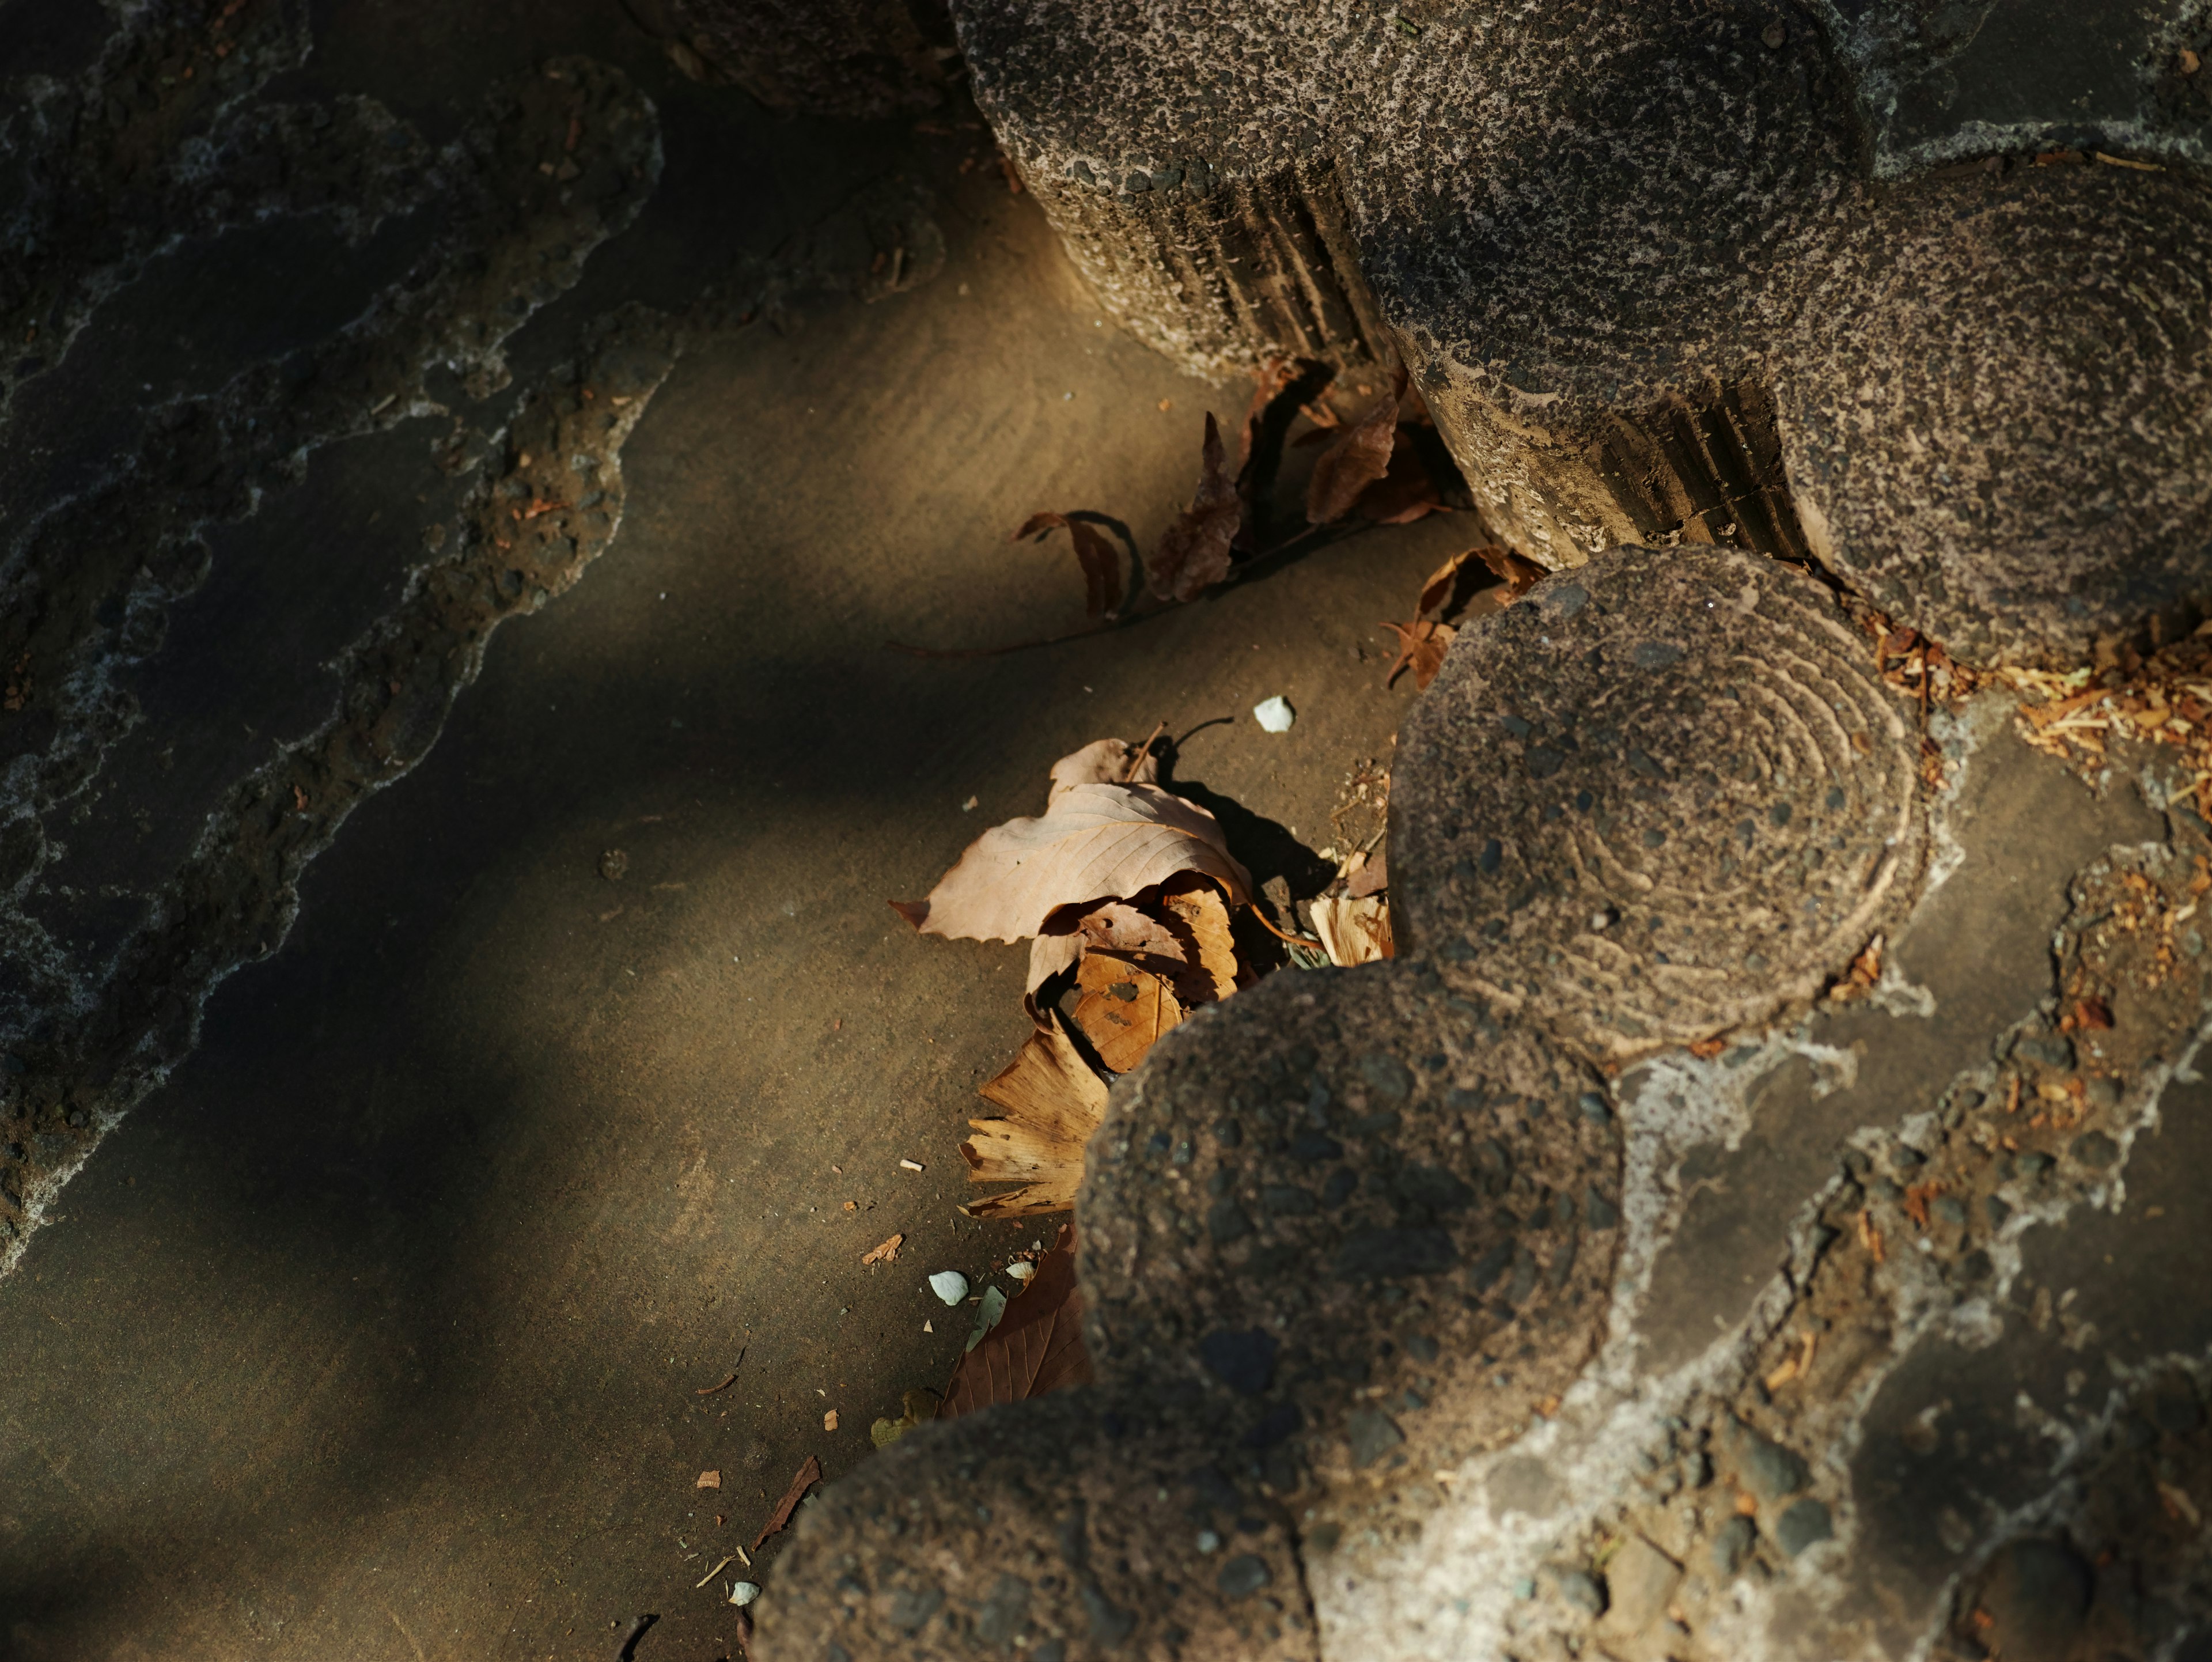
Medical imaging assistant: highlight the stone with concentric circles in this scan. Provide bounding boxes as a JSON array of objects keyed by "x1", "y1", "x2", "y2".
[
  {"x1": 1392, "y1": 545, "x2": 1926, "y2": 1061},
  {"x1": 1077, "y1": 960, "x2": 1619, "y2": 1547}
]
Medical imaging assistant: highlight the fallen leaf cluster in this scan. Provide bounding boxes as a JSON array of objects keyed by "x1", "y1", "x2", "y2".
[
  {"x1": 893, "y1": 736, "x2": 1259, "y2": 1217},
  {"x1": 1010, "y1": 359, "x2": 1462, "y2": 627}
]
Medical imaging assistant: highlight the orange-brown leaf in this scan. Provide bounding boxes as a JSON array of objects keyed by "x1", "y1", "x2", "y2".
[
  {"x1": 1381, "y1": 618, "x2": 1457, "y2": 690},
  {"x1": 1309, "y1": 894, "x2": 1393, "y2": 966},
  {"x1": 1306, "y1": 368, "x2": 1407, "y2": 524},
  {"x1": 1476, "y1": 545, "x2": 1547, "y2": 598},
  {"x1": 1016, "y1": 511, "x2": 1122, "y2": 616},
  {"x1": 1070, "y1": 951, "x2": 1185, "y2": 1073},
  {"x1": 938, "y1": 1224, "x2": 1093, "y2": 1419},
  {"x1": 1147, "y1": 412, "x2": 1240, "y2": 601}
]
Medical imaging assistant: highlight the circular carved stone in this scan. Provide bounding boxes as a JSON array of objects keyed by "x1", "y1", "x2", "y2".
[
  {"x1": 759, "y1": 1391, "x2": 1319, "y2": 1661},
  {"x1": 1077, "y1": 961, "x2": 1619, "y2": 1549},
  {"x1": 1780, "y1": 166, "x2": 2212, "y2": 668},
  {"x1": 1393, "y1": 545, "x2": 1926, "y2": 1059}
]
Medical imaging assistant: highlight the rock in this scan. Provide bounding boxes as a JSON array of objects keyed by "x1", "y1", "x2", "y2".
[
  {"x1": 1395, "y1": 547, "x2": 1924, "y2": 1059},
  {"x1": 1553, "y1": 1568, "x2": 1608, "y2": 1616},
  {"x1": 2071, "y1": 1131, "x2": 2120, "y2": 1168},
  {"x1": 1725, "y1": 1418, "x2": 1810, "y2": 1501},
  {"x1": 758, "y1": 1392, "x2": 1319, "y2": 1660},
  {"x1": 1076, "y1": 961, "x2": 1620, "y2": 1581},
  {"x1": 1598, "y1": 1536, "x2": 1683, "y2": 1635},
  {"x1": 1774, "y1": 1498, "x2": 1833, "y2": 1557},
  {"x1": 1711, "y1": 1515, "x2": 1758, "y2": 1577},
  {"x1": 955, "y1": 0, "x2": 2212, "y2": 662}
]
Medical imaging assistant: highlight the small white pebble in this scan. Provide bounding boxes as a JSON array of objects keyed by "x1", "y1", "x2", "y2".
[
  {"x1": 1253, "y1": 695, "x2": 1296, "y2": 733},
  {"x1": 1196, "y1": 1530, "x2": 1221, "y2": 1554},
  {"x1": 961, "y1": 796, "x2": 979, "y2": 811},
  {"x1": 729, "y1": 1582, "x2": 761, "y2": 1607}
]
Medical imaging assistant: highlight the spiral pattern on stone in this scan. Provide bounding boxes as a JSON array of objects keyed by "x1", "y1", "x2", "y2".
[{"x1": 1393, "y1": 544, "x2": 1926, "y2": 1060}]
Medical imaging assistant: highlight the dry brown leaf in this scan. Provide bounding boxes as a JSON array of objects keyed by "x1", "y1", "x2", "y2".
[
  {"x1": 1015, "y1": 512, "x2": 1122, "y2": 616},
  {"x1": 1306, "y1": 367, "x2": 1407, "y2": 523},
  {"x1": 1415, "y1": 546, "x2": 1486, "y2": 617},
  {"x1": 1358, "y1": 430, "x2": 1442, "y2": 524},
  {"x1": 1238, "y1": 357, "x2": 1301, "y2": 465},
  {"x1": 823, "y1": 1409, "x2": 839, "y2": 1432},
  {"x1": 1381, "y1": 618, "x2": 1456, "y2": 690},
  {"x1": 1070, "y1": 951, "x2": 1185, "y2": 1073},
  {"x1": 861, "y1": 1233, "x2": 904, "y2": 1266},
  {"x1": 1160, "y1": 880, "x2": 1240, "y2": 998},
  {"x1": 1476, "y1": 544, "x2": 1547, "y2": 598},
  {"x1": 752, "y1": 1455, "x2": 822, "y2": 1551},
  {"x1": 1310, "y1": 894, "x2": 1393, "y2": 966},
  {"x1": 938, "y1": 1222, "x2": 1093, "y2": 1421},
  {"x1": 1047, "y1": 737, "x2": 1157, "y2": 807},
  {"x1": 960, "y1": 1011, "x2": 1109, "y2": 1218},
  {"x1": 696, "y1": 1470, "x2": 722, "y2": 1489},
  {"x1": 892, "y1": 782, "x2": 1252, "y2": 944},
  {"x1": 1147, "y1": 412, "x2": 1240, "y2": 601}
]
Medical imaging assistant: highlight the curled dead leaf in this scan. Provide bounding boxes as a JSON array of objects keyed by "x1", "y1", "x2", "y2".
[
  {"x1": 960, "y1": 1011, "x2": 1109, "y2": 1218},
  {"x1": 1147, "y1": 412, "x2": 1241, "y2": 601},
  {"x1": 861, "y1": 1232, "x2": 904, "y2": 1266},
  {"x1": 1047, "y1": 736, "x2": 1158, "y2": 805},
  {"x1": 1306, "y1": 367, "x2": 1407, "y2": 524},
  {"x1": 1015, "y1": 512, "x2": 1122, "y2": 617},
  {"x1": 893, "y1": 781, "x2": 1252, "y2": 944},
  {"x1": 1381, "y1": 618, "x2": 1457, "y2": 690}
]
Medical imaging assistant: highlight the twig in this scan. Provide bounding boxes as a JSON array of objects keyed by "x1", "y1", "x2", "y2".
[
  {"x1": 613, "y1": 1614, "x2": 657, "y2": 1662},
  {"x1": 695, "y1": 1555, "x2": 736, "y2": 1589},
  {"x1": 1123, "y1": 719, "x2": 1168, "y2": 781},
  {"x1": 695, "y1": 1346, "x2": 746, "y2": 1394},
  {"x1": 1245, "y1": 901, "x2": 1326, "y2": 949}
]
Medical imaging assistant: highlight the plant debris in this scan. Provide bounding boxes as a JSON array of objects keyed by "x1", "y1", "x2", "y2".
[
  {"x1": 751, "y1": 1454, "x2": 822, "y2": 1551},
  {"x1": 861, "y1": 1232, "x2": 904, "y2": 1266},
  {"x1": 1306, "y1": 368, "x2": 1407, "y2": 524}
]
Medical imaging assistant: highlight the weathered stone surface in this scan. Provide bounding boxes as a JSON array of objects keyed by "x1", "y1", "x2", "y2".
[
  {"x1": 1078, "y1": 960, "x2": 1620, "y2": 1555},
  {"x1": 1393, "y1": 544, "x2": 1925, "y2": 1060},
  {"x1": 952, "y1": 0, "x2": 2212, "y2": 663},
  {"x1": 759, "y1": 1391, "x2": 1320, "y2": 1661},
  {"x1": 1779, "y1": 164, "x2": 2212, "y2": 666}
]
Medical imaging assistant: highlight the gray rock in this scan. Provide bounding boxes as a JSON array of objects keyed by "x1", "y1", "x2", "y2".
[
  {"x1": 1774, "y1": 1498, "x2": 1834, "y2": 1557},
  {"x1": 1395, "y1": 547, "x2": 1925, "y2": 1059},
  {"x1": 1553, "y1": 1568, "x2": 1608, "y2": 1616},
  {"x1": 1725, "y1": 1418, "x2": 1810, "y2": 1502},
  {"x1": 1711, "y1": 1515, "x2": 1758, "y2": 1577}
]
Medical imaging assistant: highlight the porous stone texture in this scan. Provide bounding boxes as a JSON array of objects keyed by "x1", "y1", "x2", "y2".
[
  {"x1": 1079, "y1": 960, "x2": 1620, "y2": 1550},
  {"x1": 1392, "y1": 545, "x2": 1925, "y2": 1060},
  {"x1": 1780, "y1": 164, "x2": 2212, "y2": 665},
  {"x1": 950, "y1": 0, "x2": 2212, "y2": 664},
  {"x1": 759, "y1": 1391, "x2": 1321, "y2": 1661},
  {"x1": 626, "y1": 0, "x2": 954, "y2": 116}
]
